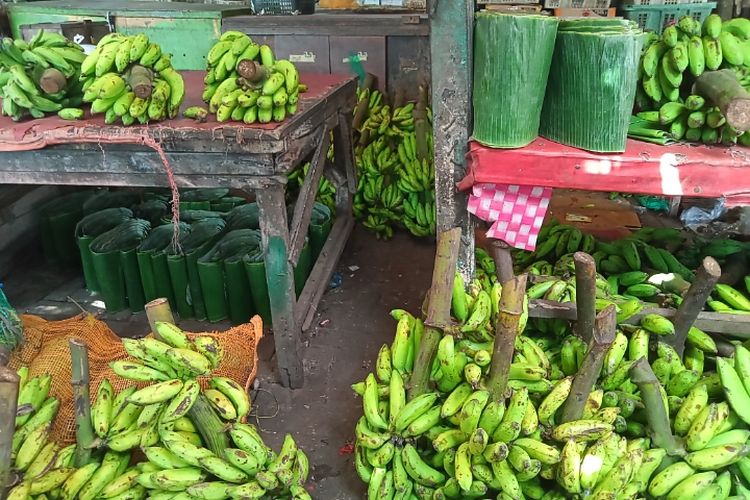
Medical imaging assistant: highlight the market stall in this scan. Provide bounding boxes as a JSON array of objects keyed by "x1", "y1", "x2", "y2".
[{"x1": 0, "y1": 70, "x2": 358, "y2": 389}]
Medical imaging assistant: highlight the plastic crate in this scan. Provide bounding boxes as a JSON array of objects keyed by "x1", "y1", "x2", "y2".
[
  {"x1": 252, "y1": 0, "x2": 315, "y2": 14},
  {"x1": 621, "y1": 2, "x2": 715, "y2": 33}
]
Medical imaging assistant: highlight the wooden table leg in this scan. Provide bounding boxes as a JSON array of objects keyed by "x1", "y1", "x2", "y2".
[
  {"x1": 489, "y1": 239, "x2": 514, "y2": 284},
  {"x1": 257, "y1": 184, "x2": 304, "y2": 389},
  {"x1": 294, "y1": 112, "x2": 356, "y2": 332},
  {"x1": 0, "y1": 366, "x2": 19, "y2": 495}
]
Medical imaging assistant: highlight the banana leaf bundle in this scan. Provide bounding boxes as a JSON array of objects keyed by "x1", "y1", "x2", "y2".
[
  {"x1": 89, "y1": 219, "x2": 151, "y2": 313},
  {"x1": 540, "y1": 19, "x2": 645, "y2": 153},
  {"x1": 76, "y1": 208, "x2": 134, "y2": 238},
  {"x1": 473, "y1": 12, "x2": 560, "y2": 148},
  {"x1": 89, "y1": 219, "x2": 152, "y2": 253},
  {"x1": 176, "y1": 209, "x2": 226, "y2": 224},
  {"x1": 198, "y1": 229, "x2": 262, "y2": 324},
  {"x1": 627, "y1": 116, "x2": 674, "y2": 146},
  {"x1": 38, "y1": 190, "x2": 95, "y2": 266},
  {"x1": 181, "y1": 188, "x2": 230, "y2": 202},
  {"x1": 134, "y1": 199, "x2": 169, "y2": 226},
  {"x1": 138, "y1": 222, "x2": 191, "y2": 254},
  {"x1": 137, "y1": 222, "x2": 191, "y2": 306},
  {"x1": 226, "y1": 203, "x2": 260, "y2": 231},
  {"x1": 177, "y1": 218, "x2": 227, "y2": 254},
  {"x1": 82, "y1": 190, "x2": 140, "y2": 215}
]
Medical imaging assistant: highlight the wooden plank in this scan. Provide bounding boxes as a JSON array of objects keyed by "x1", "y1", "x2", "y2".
[
  {"x1": 257, "y1": 184, "x2": 303, "y2": 388},
  {"x1": 430, "y1": 0, "x2": 475, "y2": 278},
  {"x1": 296, "y1": 213, "x2": 356, "y2": 331},
  {"x1": 529, "y1": 299, "x2": 750, "y2": 336},
  {"x1": 289, "y1": 130, "x2": 330, "y2": 265},
  {"x1": 8, "y1": 1, "x2": 250, "y2": 17},
  {"x1": 0, "y1": 149, "x2": 275, "y2": 176},
  {"x1": 0, "y1": 170, "x2": 283, "y2": 190},
  {"x1": 223, "y1": 13, "x2": 431, "y2": 36}
]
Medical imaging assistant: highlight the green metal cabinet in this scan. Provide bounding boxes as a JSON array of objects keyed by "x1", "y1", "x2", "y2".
[{"x1": 8, "y1": 1, "x2": 250, "y2": 70}]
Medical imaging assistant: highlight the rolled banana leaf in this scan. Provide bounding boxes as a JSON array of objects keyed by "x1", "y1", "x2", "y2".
[
  {"x1": 226, "y1": 202, "x2": 260, "y2": 231},
  {"x1": 137, "y1": 222, "x2": 190, "y2": 306},
  {"x1": 38, "y1": 190, "x2": 95, "y2": 267},
  {"x1": 198, "y1": 229, "x2": 261, "y2": 324},
  {"x1": 174, "y1": 209, "x2": 226, "y2": 224},
  {"x1": 309, "y1": 202, "x2": 333, "y2": 263},
  {"x1": 181, "y1": 188, "x2": 230, "y2": 202},
  {"x1": 134, "y1": 199, "x2": 169, "y2": 226},
  {"x1": 89, "y1": 219, "x2": 151, "y2": 313},
  {"x1": 166, "y1": 217, "x2": 226, "y2": 320},
  {"x1": 540, "y1": 20, "x2": 645, "y2": 153},
  {"x1": 211, "y1": 196, "x2": 247, "y2": 212},
  {"x1": 473, "y1": 12, "x2": 560, "y2": 148},
  {"x1": 75, "y1": 207, "x2": 134, "y2": 292}
]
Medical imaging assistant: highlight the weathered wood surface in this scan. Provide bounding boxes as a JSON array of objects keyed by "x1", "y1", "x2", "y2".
[
  {"x1": 224, "y1": 12, "x2": 430, "y2": 36},
  {"x1": 431, "y1": 0, "x2": 475, "y2": 278},
  {"x1": 0, "y1": 72, "x2": 357, "y2": 161},
  {"x1": 530, "y1": 299, "x2": 750, "y2": 336},
  {"x1": 0, "y1": 367, "x2": 18, "y2": 496}
]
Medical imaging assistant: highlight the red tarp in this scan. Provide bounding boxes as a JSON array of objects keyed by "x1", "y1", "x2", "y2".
[
  {"x1": 459, "y1": 137, "x2": 750, "y2": 206},
  {"x1": 0, "y1": 71, "x2": 349, "y2": 151}
]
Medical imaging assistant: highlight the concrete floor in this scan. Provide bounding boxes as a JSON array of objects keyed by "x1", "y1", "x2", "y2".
[{"x1": 4, "y1": 225, "x2": 435, "y2": 499}]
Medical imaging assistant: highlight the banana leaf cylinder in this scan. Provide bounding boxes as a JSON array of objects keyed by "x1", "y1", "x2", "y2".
[
  {"x1": 309, "y1": 202, "x2": 333, "y2": 263},
  {"x1": 121, "y1": 249, "x2": 146, "y2": 312},
  {"x1": 75, "y1": 207, "x2": 134, "y2": 292},
  {"x1": 166, "y1": 256, "x2": 193, "y2": 319},
  {"x1": 39, "y1": 190, "x2": 94, "y2": 267},
  {"x1": 473, "y1": 13, "x2": 560, "y2": 148},
  {"x1": 540, "y1": 20, "x2": 645, "y2": 153}
]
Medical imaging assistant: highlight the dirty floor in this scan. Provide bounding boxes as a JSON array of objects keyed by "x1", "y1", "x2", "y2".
[{"x1": 4, "y1": 225, "x2": 435, "y2": 499}]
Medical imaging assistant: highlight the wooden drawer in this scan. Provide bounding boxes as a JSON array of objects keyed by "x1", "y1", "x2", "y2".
[
  {"x1": 329, "y1": 36, "x2": 386, "y2": 92},
  {"x1": 387, "y1": 35, "x2": 430, "y2": 101},
  {"x1": 274, "y1": 35, "x2": 330, "y2": 74}
]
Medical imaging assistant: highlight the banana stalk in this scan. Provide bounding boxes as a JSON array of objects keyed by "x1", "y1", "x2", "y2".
[
  {"x1": 560, "y1": 305, "x2": 616, "y2": 423},
  {"x1": 0, "y1": 367, "x2": 18, "y2": 497},
  {"x1": 187, "y1": 393, "x2": 231, "y2": 456},
  {"x1": 573, "y1": 252, "x2": 597, "y2": 343},
  {"x1": 694, "y1": 69, "x2": 750, "y2": 131},
  {"x1": 487, "y1": 274, "x2": 528, "y2": 401},
  {"x1": 69, "y1": 338, "x2": 95, "y2": 467},
  {"x1": 409, "y1": 228, "x2": 461, "y2": 400},
  {"x1": 670, "y1": 256, "x2": 721, "y2": 357},
  {"x1": 629, "y1": 357, "x2": 683, "y2": 456}
]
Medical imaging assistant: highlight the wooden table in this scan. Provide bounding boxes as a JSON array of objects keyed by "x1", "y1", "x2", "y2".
[{"x1": 0, "y1": 71, "x2": 358, "y2": 389}]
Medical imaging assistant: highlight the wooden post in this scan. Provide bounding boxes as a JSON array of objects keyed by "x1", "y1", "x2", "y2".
[
  {"x1": 145, "y1": 298, "x2": 175, "y2": 339},
  {"x1": 630, "y1": 357, "x2": 683, "y2": 455},
  {"x1": 670, "y1": 257, "x2": 721, "y2": 357},
  {"x1": 490, "y1": 240, "x2": 515, "y2": 284},
  {"x1": 487, "y1": 274, "x2": 528, "y2": 401},
  {"x1": 409, "y1": 228, "x2": 462, "y2": 400},
  {"x1": 560, "y1": 305, "x2": 616, "y2": 423},
  {"x1": 431, "y1": 0, "x2": 475, "y2": 279},
  {"x1": 69, "y1": 339, "x2": 95, "y2": 467},
  {"x1": 257, "y1": 184, "x2": 304, "y2": 389},
  {"x1": 573, "y1": 252, "x2": 597, "y2": 344},
  {"x1": 0, "y1": 367, "x2": 18, "y2": 496}
]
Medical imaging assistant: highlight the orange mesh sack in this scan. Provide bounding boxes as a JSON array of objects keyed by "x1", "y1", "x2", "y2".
[{"x1": 9, "y1": 313, "x2": 262, "y2": 445}]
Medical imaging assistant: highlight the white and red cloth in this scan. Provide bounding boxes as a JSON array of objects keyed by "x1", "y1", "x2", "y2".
[{"x1": 467, "y1": 183, "x2": 552, "y2": 251}]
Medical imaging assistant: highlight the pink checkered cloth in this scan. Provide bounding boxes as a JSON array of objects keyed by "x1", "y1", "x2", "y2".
[{"x1": 467, "y1": 183, "x2": 552, "y2": 251}]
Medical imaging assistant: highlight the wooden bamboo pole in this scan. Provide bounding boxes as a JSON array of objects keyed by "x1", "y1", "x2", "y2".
[
  {"x1": 69, "y1": 338, "x2": 95, "y2": 467},
  {"x1": 0, "y1": 366, "x2": 18, "y2": 496},
  {"x1": 409, "y1": 228, "x2": 462, "y2": 400},
  {"x1": 574, "y1": 252, "x2": 597, "y2": 344},
  {"x1": 145, "y1": 298, "x2": 176, "y2": 340},
  {"x1": 490, "y1": 240, "x2": 514, "y2": 284},
  {"x1": 560, "y1": 305, "x2": 616, "y2": 423},
  {"x1": 487, "y1": 274, "x2": 528, "y2": 401},
  {"x1": 630, "y1": 357, "x2": 682, "y2": 455},
  {"x1": 670, "y1": 257, "x2": 721, "y2": 357}
]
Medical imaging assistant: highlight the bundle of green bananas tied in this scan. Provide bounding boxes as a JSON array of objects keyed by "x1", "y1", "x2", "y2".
[
  {"x1": 634, "y1": 15, "x2": 750, "y2": 146},
  {"x1": 0, "y1": 30, "x2": 86, "y2": 121},
  {"x1": 7, "y1": 321, "x2": 313, "y2": 500},
  {"x1": 515, "y1": 221, "x2": 750, "y2": 319},
  {"x1": 352, "y1": 245, "x2": 750, "y2": 500},
  {"x1": 191, "y1": 31, "x2": 301, "y2": 124},
  {"x1": 353, "y1": 87, "x2": 435, "y2": 240},
  {"x1": 78, "y1": 32, "x2": 184, "y2": 125}
]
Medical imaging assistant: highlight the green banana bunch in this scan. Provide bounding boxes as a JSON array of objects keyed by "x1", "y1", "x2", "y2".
[
  {"x1": 201, "y1": 34, "x2": 300, "y2": 124},
  {"x1": 79, "y1": 33, "x2": 184, "y2": 124},
  {"x1": 0, "y1": 31, "x2": 87, "y2": 121}
]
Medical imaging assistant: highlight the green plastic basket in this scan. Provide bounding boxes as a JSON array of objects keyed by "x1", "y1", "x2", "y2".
[{"x1": 621, "y1": 2, "x2": 716, "y2": 34}]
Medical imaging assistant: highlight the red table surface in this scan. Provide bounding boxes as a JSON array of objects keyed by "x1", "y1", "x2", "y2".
[
  {"x1": 0, "y1": 71, "x2": 351, "y2": 152},
  {"x1": 459, "y1": 137, "x2": 750, "y2": 206}
]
